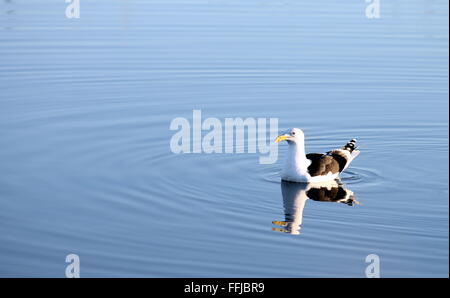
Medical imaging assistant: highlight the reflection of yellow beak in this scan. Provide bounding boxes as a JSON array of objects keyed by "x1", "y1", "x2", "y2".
[
  {"x1": 272, "y1": 220, "x2": 288, "y2": 227},
  {"x1": 275, "y1": 135, "x2": 288, "y2": 143}
]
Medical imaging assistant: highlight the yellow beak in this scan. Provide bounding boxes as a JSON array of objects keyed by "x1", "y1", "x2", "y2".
[{"x1": 275, "y1": 135, "x2": 288, "y2": 143}]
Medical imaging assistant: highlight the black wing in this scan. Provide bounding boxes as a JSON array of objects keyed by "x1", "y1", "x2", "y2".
[{"x1": 306, "y1": 151, "x2": 348, "y2": 177}]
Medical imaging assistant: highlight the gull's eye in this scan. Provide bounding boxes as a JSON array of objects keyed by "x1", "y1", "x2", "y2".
[{"x1": 291, "y1": 132, "x2": 295, "y2": 136}]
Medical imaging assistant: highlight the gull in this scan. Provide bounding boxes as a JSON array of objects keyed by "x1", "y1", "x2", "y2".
[{"x1": 275, "y1": 128, "x2": 360, "y2": 183}]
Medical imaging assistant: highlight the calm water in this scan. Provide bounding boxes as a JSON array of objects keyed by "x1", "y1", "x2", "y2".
[{"x1": 0, "y1": 0, "x2": 448, "y2": 277}]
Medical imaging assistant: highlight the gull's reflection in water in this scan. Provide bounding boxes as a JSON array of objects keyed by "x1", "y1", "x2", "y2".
[{"x1": 272, "y1": 181, "x2": 359, "y2": 235}]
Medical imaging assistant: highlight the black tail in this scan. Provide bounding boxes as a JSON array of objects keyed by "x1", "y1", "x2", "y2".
[{"x1": 342, "y1": 139, "x2": 357, "y2": 152}]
